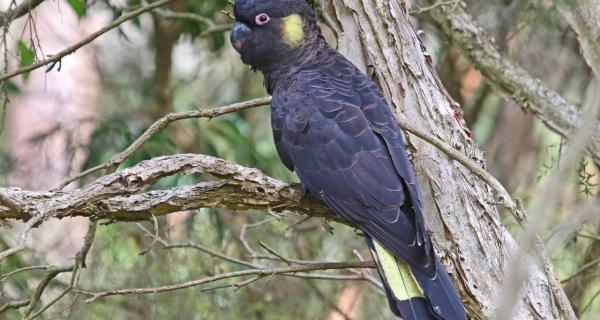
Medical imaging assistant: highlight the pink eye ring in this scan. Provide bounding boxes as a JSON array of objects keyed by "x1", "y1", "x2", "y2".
[{"x1": 255, "y1": 13, "x2": 270, "y2": 25}]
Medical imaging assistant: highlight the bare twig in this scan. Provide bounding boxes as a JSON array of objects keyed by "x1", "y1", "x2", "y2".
[
  {"x1": 78, "y1": 261, "x2": 375, "y2": 303},
  {"x1": 56, "y1": 97, "x2": 272, "y2": 190},
  {"x1": 239, "y1": 218, "x2": 275, "y2": 256},
  {"x1": 198, "y1": 24, "x2": 233, "y2": 37},
  {"x1": 16, "y1": 222, "x2": 95, "y2": 319},
  {"x1": 137, "y1": 222, "x2": 261, "y2": 269},
  {"x1": 0, "y1": 265, "x2": 50, "y2": 282},
  {"x1": 0, "y1": 299, "x2": 29, "y2": 314},
  {"x1": 22, "y1": 265, "x2": 74, "y2": 317},
  {"x1": 410, "y1": 0, "x2": 458, "y2": 15},
  {"x1": 163, "y1": 243, "x2": 259, "y2": 269},
  {"x1": 258, "y1": 241, "x2": 291, "y2": 265},
  {"x1": 140, "y1": 223, "x2": 378, "y2": 285},
  {"x1": 137, "y1": 222, "x2": 169, "y2": 246},
  {"x1": 196, "y1": 276, "x2": 262, "y2": 293},
  {"x1": 0, "y1": 215, "x2": 44, "y2": 262},
  {"x1": 561, "y1": 257, "x2": 600, "y2": 284},
  {"x1": 157, "y1": 10, "x2": 217, "y2": 26},
  {"x1": 23, "y1": 221, "x2": 97, "y2": 320},
  {"x1": 153, "y1": 6, "x2": 232, "y2": 37},
  {"x1": 137, "y1": 214, "x2": 159, "y2": 256},
  {"x1": 81, "y1": 217, "x2": 379, "y2": 301},
  {"x1": 0, "y1": 0, "x2": 177, "y2": 83},
  {"x1": 0, "y1": 245, "x2": 24, "y2": 261}
]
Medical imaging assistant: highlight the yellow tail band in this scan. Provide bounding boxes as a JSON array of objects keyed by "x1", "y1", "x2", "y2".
[{"x1": 372, "y1": 240, "x2": 425, "y2": 300}]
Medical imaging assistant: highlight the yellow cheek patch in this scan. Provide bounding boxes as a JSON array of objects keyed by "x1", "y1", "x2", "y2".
[{"x1": 282, "y1": 14, "x2": 304, "y2": 47}]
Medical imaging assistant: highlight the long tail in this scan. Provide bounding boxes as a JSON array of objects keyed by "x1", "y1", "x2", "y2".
[{"x1": 366, "y1": 236, "x2": 467, "y2": 320}]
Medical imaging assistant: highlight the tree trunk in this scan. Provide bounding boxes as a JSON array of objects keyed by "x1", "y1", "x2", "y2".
[{"x1": 324, "y1": 0, "x2": 558, "y2": 318}]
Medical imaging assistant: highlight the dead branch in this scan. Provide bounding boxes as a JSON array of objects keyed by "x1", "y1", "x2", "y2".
[
  {"x1": 422, "y1": 1, "x2": 600, "y2": 168},
  {"x1": 0, "y1": 153, "x2": 335, "y2": 223},
  {"x1": 77, "y1": 260, "x2": 375, "y2": 303}
]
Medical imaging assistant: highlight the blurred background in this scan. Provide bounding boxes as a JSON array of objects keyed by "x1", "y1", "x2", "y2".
[{"x1": 0, "y1": 0, "x2": 598, "y2": 319}]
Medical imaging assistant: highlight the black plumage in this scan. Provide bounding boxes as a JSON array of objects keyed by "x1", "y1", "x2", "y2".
[
  {"x1": 271, "y1": 46, "x2": 432, "y2": 271},
  {"x1": 230, "y1": 1, "x2": 467, "y2": 319}
]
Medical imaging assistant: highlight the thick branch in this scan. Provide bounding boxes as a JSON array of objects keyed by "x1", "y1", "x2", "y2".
[
  {"x1": 0, "y1": 154, "x2": 335, "y2": 223},
  {"x1": 422, "y1": 1, "x2": 600, "y2": 166}
]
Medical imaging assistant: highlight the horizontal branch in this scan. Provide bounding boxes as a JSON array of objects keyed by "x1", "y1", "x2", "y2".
[
  {"x1": 1, "y1": 94, "x2": 524, "y2": 226},
  {"x1": 1, "y1": 113, "x2": 519, "y2": 227},
  {"x1": 423, "y1": 2, "x2": 600, "y2": 167},
  {"x1": 0, "y1": 299, "x2": 29, "y2": 314},
  {"x1": 0, "y1": 153, "x2": 336, "y2": 223},
  {"x1": 78, "y1": 260, "x2": 375, "y2": 303}
]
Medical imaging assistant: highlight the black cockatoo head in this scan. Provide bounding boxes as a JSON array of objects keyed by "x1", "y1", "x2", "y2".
[{"x1": 230, "y1": 0, "x2": 320, "y2": 72}]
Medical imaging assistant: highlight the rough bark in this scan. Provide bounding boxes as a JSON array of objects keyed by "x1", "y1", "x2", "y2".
[
  {"x1": 0, "y1": 154, "x2": 334, "y2": 222},
  {"x1": 323, "y1": 0, "x2": 558, "y2": 318},
  {"x1": 423, "y1": 0, "x2": 600, "y2": 168}
]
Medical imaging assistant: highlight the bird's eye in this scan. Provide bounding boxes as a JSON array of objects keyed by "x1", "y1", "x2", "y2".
[{"x1": 255, "y1": 13, "x2": 270, "y2": 26}]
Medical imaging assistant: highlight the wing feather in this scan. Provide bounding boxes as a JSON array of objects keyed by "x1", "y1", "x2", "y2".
[{"x1": 272, "y1": 53, "x2": 434, "y2": 276}]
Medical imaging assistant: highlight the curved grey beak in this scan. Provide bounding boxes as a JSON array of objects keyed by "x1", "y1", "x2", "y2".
[{"x1": 230, "y1": 22, "x2": 252, "y2": 53}]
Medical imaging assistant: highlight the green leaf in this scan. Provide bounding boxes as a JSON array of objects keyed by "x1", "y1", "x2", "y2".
[
  {"x1": 17, "y1": 41, "x2": 34, "y2": 80},
  {"x1": 67, "y1": 0, "x2": 86, "y2": 18},
  {"x1": 5, "y1": 80, "x2": 20, "y2": 94}
]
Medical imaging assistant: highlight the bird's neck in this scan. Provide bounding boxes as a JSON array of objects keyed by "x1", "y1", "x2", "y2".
[{"x1": 262, "y1": 37, "x2": 328, "y2": 94}]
